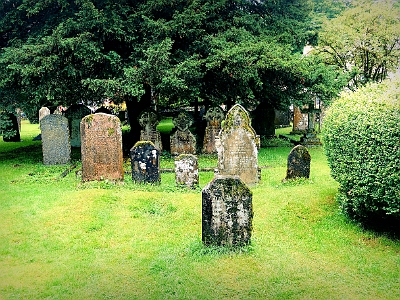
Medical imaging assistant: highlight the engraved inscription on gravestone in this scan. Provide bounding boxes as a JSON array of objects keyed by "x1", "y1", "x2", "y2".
[
  {"x1": 202, "y1": 175, "x2": 253, "y2": 247},
  {"x1": 40, "y1": 114, "x2": 71, "y2": 165},
  {"x1": 170, "y1": 112, "x2": 196, "y2": 155},
  {"x1": 80, "y1": 113, "x2": 124, "y2": 181},
  {"x1": 65, "y1": 104, "x2": 91, "y2": 147},
  {"x1": 202, "y1": 106, "x2": 225, "y2": 154},
  {"x1": 216, "y1": 104, "x2": 260, "y2": 185},
  {"x1": 138, "y1": 109, "x2": 163, "y2": 152},
  {"x1": 130, "y1": 141, "x2": 160, "y2": 184}
]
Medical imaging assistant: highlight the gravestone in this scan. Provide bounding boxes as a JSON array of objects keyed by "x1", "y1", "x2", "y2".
[
  {"x1": 2, "y1": 113, "x2": 20, "y2": 142},
  {"x1": 130, "y1": 141, "x2": 160, "y2": 184},
  {"x1": 274, "y1": 109, "x2": 291, "y2": 128},
  {"x1": 80, "y1": 113, "x2": 124, "y2": 182},
  {"x1": 39, "y1": 107, "x2": 51, "y2": 123},
  {"x1": 284, "y1": 145, "x2": 311, "y2": 181},
  {"x1": 64, "y1": 104, "x2": 91, "y2": 147},
  {"x1": 202, "y1": 106, "x2": 225, "y2": 154},
  {"x1": 175, "y1": 154, "x2": 199, "y2": 189},
  {"x1": 216, "y1": 104, "x2": 260, "y2": 185},
  {"x1": 170, "y1": 112, "x2": 196, "y2": 155},
  {"x1": 40, "y1": 114, "x2": 71, "y2": 165},
  {"x1": 292, "y1": 106, "x2": 308, "y2": 133},
  {"x1": 138, "y1": 109, "x2": 163, "y2": 152},
  {"x1": 202, "y1": 175, "x2": 253, "y2": 247}
]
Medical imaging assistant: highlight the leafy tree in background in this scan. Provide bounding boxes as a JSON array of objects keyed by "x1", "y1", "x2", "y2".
[
  {"x1": 316, "y1": 0, "x2": 400, "y2": 90},
  {"x1": 0, "y1": 0, "x2": 343, "y2": 144}
]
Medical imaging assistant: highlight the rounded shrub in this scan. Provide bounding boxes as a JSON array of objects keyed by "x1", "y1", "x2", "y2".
[{"x1": 323, "y1": 77, "x2": 400, "y2": 223}]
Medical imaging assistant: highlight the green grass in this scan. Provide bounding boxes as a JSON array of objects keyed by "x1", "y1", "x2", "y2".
[{"x1": 1, "y1": 121, "x2": 399, "y2": 299}]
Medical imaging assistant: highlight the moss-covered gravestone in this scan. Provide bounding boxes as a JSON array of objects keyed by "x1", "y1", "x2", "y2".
[
  {"x1": 40, "y1": 114, "x2": 71, "y2": 165},
  {"x1": 130, "y1": 141, "x2": 160, "y2": 184},
  {"x1": 174, "y1": 154, "x2": 199, "y2": 189},
  {"x1": 80, "y1": 113, "x2": 124, "y2": 182},
  {"x1": 202, "y1": 175, "x2": 253, "y2": 247},
  {"x1": 65, "y1": 104, "x2": 91, "y2": 147},
  {"x1": 284, "y1": 145, "x2": 311, "y2": 181},
  {"x1": 216, "y1": 104, "x2": 260, "y2": 185},
  {"x1": 202, "y1": 106, "x2": 225, "y2": 154},
  {"x1": 138, "y1": 109, "x2": 163, "y2": 152},
  {"x1": 170, "y1": 112, "x2": 196, "y2": 155}
]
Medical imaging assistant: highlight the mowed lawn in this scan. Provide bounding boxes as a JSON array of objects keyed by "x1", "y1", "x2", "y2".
[{"x1": 0, "y1": 121, "x2": 399, "y2": 299}]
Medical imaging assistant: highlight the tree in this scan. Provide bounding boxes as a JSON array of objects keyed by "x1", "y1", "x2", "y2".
[
  {"x1": 0, "y1": 0, "x2": 343, "y2": 144},
  {"x1": 316, "y1": 0, "x2": 400, "y2": 90}
]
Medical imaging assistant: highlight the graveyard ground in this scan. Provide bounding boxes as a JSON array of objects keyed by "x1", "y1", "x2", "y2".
[{"x1": 0, "y1": 121, "x2": 399, "y2": 299}]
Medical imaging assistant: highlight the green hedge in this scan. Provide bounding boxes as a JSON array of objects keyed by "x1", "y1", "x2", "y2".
[{"x1": 323, "y1": 78, "x2": 400, "y2": 222}]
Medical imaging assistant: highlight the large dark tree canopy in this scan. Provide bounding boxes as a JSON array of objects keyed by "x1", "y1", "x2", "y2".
[{"x1": 0, "y1": 0, "x2": 342, "y2": 125}]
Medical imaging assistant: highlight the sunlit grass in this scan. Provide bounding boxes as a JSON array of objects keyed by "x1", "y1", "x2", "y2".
[{"x1": 0, "y1": 121, "x2": 399, "y2": 299}]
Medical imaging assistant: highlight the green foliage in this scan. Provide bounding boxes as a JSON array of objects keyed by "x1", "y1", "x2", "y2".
[{"x1": 323, "y1": 77, "x2": 400, "y2": 222}]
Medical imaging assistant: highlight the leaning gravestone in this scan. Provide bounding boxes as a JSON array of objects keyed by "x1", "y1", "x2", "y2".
[
  {"x1": 175, "y1": 154, "x2": 199, "y2": 189},
  {"x1": 284, "y1": 145, "x2": 311, "y2": 181},
  {"x1": 216, "y1": 104, "x2": 260, "y2": 185},
  {"x1": 170, "y1": 112, "x2": 196, "y2": 155},
  {"x1": 202, "y1": 106, "x2": 225, "y2": 154},
  {"x1": 64, "y1": 104, "x2": 91, "y2": 147},
  {"x1": 38, "y1": 107, "x2": 51, "y2": 123},
  {"x1": 202, "y1": 175, "x2": 253, "y2": 247},
  {"x1": 138, "y1": 109, "x2": 163, "y2": 152},
  {"x1": 40, "y1": 114, "x2": 71, "y2": 165},
  {"x1": 2, "y1": 113, "x2": 20, "y2": 142},
  {"x1": 130, "y1": 141, "x2": 160, "y2": 184},
  {"x1": 80, "y1": 113, "x2": 124, "y2": 182}
]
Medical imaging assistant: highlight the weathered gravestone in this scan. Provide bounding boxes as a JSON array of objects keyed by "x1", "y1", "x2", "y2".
[
  {"x1": 202, "y1": 106, "x2": 225, "y2": 154},
  {"x1": 64, "y1": 104, "x2": 91, "y2": 147},
  {"x1": 80, "y1": 113, "x2": 124, "y2": 182},
  {"x1": 130, "y1": 141, "x2": 160, "y2": 184},
  {"x1": 175, "y1": 154, "x2": 199, "y2": 189},
  {"x1": 202, "y1": 175, "x2": 253, "y2": 247},
  {"x1": 1, "y1": 113, "x2": 20, "y2": 142},
  {"x1": 292, "y1": 106, "x2": 308, "y2": 134},
  {"x1": 216, "y1": 104, "x2": 260, "y2": 185},
  {"x1": 40, "y1": 114, "x2": 71, "y2": 165},
  {"x1": 138, "y1": 109, "x2": 163, "y2": 152},
  {"x1": 284, "y1": 145, "x2": 311, "y2": 181},
  {"x1": 170, "y1": 112, "x2": 196, "y2": 155},
  {"x1": 38, "y1": 107, "x2": 51, "y2": 126}
]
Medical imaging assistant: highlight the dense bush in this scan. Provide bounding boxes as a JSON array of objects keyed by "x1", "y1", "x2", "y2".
[{"x1": 323, "y1": 78, "x2": 400, "y2": 223}]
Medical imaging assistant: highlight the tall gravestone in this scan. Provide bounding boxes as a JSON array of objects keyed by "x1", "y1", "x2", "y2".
[
  {"x1": 38, "y1": 107, "x2": 51, "y2": 124},
  {"x1": 202, "y1": 106, "x2": 225, "y2": 154},
  {"x1": 138, "y1": 109, "x2": 163, "y2": 152},
  {"x1": 292, "y1": 106, "x2": 308, "y2": 133},
  {"x1": 130, "y1": 141, "x2": 160, "y2": 184},
  {"x1": 202, "y1": 175, "x2": 253, "y2": 247},
  {"x1": 40, "y1": 114, "x2": 71, "y2": 165},
  {"x1": 80, "y1": 113, "x2": 124, "y2": 182},
  {"x1": 284, "y1": 145, "x2": 311, "y2": 181},
  {"x1": 175, "y1": 154, "x2": 199, "y2": 189},
  {"x1": 64, "y1": 104, "x2": 91, "y2": 147},
  {"x1": 2, "y1": 113, "x2": 20, "y2": 142},
  {"x1": 170, "y1": 112, "x2": 196, "y2": 155},
  {"x1": 216, "y1": 104, "x2": 260, "y2": 185}
]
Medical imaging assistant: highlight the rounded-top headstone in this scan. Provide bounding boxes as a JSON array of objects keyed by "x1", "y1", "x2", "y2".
[{"x1": 284, "y1": 145, "x2": 311, "y2": 180}]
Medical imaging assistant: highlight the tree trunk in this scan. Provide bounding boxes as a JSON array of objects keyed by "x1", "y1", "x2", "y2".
[{"x1": 252, "y1": 101, "x2": 275, "y2": 138}]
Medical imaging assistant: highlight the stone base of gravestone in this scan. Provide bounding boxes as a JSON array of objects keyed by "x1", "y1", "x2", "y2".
[
  {"x1": 284, "y1": 145, "x2": 311, "y2": 181},
  {"x1": 170, "y1": 129, "x2": 196, "y2": 155},
  {"x1": 40, "y1": 114, "x2": 71, "y2": 165},
  {"x1": 130, "y1": 141, "x2": 160, "y2": 184},
  {"x1": 175, "y1": 154, "x2": 199, "y2": 189},
  {"x1": 202, "y1": 175, "x2": 253, "y2": 247}
]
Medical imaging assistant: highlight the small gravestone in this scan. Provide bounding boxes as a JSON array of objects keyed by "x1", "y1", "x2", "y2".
[
  {"x1": 216, "y1": 104, "x2": 260, "y2": 185},
  {"x1": 80, "y1": 113, "x2": 124, "y2": 182},
  {"x1": 202, "y1": 175, "x2": 253, "y2": 247},
  {"x1": 2, "y1": 113, "x2": 20, "y2": 142},
  {"x1": 40, "y1": 114, "x2": 71, "y2": 165},
  {"x1": 170, "y1": 112, "x2": 196, "y2": 155},
  {"x1": 284, "y1": 145, "x2": 311, "y2": 181},
  {"x1": 130, "y1": 141, "x2": 160, "y2": 184},
  {"x1": 39, "y1": 107, "x2": 51, "y2": 123},
  {"x1": 138, "y1": 109, "x2": 163, "y2": 152},
  {"x1": 202, "y1": 106, "x2": 225, "y2": 154},
  {"x1": 175, "y1": 154, "x2": 199, "y2": 189},
  {"x1": 65, "y1": 104, "x2": 91, "y2": 147}
]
